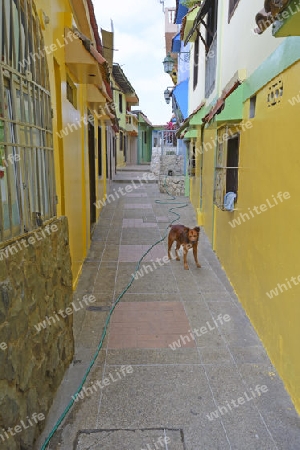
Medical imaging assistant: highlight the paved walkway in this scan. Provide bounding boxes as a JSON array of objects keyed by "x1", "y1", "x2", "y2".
[{"x1": 36, "y1": 171, "x2": 300, "y2": 450}]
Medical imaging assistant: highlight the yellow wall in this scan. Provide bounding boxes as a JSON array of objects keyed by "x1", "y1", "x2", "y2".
[
  {"x1": 200, "y1": 127, "x2": 217, "y2": 243},
  {"x1": 189, "y1": 138, "x2": 200, "y2": 215},
  {"x1": 197, "y1": 62, "x2": 300, "y2": 412},
  {"x1": 113, "y1": 88, "x2": 126, "y2": 168},
  {"x1": 36, "y1": 0, "x2": 108, "y2": 287}
]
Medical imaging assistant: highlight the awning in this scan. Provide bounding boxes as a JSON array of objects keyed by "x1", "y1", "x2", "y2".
[
  {"x1": 184, "y1": 0, "x2": 211, "y2": 45},
  {"x1": 183, "y1": 129, "x2": 198, "y2": 139},
  {"x1": 172, "y1": 33, "x2": 181, "y2": 53},
  {"x1": 254, "y1": 8, "x2": 274, "y2": 34},
  {"x1": 190, "y1": 103, "x2": 209, "y2": 126},
  {"x1": 265, "y1": 0, "x2": 291, "y2": 16},
  {"x1": 175, "y1": 1, "x2": 189, "y2": 24},
  {"x1": 254, "y1": 0, "x2": 291, "y2": 34},
  {"x1": 112, "y1": 64, "x2": 139, "y2": 105},
  {"x1": 172, "y1": 79, "x2": 189, "y2": 120},
  {"x1": 181, "y1": 6, "x2": 200, "y2": 43},
  {"x1": 203, "y1": 80, "x2": 242, "y2": 123},
  {"x1": 64, "y1": 28, "x2": 105, "y2": 85},
  {"x1": 215, "y1": 84, "x2": 244, "y2": 122},
  {"x1": 101, "y1": 28, "x2": 114, "y2": 68},
  {"x1": 86, "y1": 84, "x2": 106, "y2": 106},
  {"x1": 175, "y1": 100, "x2": 206, "y2": 138}
]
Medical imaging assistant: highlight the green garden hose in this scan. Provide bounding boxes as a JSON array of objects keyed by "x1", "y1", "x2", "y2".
[{"x1": 41, "y1": 184, "x2": 188, "y2": 449}]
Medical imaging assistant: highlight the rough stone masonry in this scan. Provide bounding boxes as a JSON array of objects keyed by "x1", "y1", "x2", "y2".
[{"x1": 0, "y1": 217, "x2": 74, "y2": 450}]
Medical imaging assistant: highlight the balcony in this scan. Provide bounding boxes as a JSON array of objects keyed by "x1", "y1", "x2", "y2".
[
  {"x1": 158, "y1": 130, "x2": 177, "y2": 155},
  {"x1": 126, "y1": 114, "x2": 138, "y2": 135}
]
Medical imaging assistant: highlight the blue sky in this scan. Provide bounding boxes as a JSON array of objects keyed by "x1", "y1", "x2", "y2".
[{"x1": 93, "y1": 0, "x2": 176, "y2": 125}]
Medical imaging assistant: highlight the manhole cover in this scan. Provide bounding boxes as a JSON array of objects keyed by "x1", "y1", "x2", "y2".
[{"x1": 75, "y1": 428, "x2": 185, "y2": 450}]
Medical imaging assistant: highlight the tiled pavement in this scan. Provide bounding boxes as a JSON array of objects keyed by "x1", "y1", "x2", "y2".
[{"x1": 36, "y1": 172, "x2": 300, "y2": 450}]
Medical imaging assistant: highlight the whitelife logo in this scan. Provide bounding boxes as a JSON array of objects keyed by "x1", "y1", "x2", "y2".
[
  {"x1": 0, "y1": 412, "x2": 45, "y2": 443},
  {"x1": 228, "y1": 191, "x2": 290, "y2": 228},
  {"x1": 34, "y1": 295, "x2": 96, "y2": 333},
  {"x1": 168, "y1": 314, "x2": 231, "y2": 350},
  {"x1": 0, "y1": 224, "x2": 58, "y2": 261},
  {"x1": 266, "y1": 274, "x2": 300, "y2": 299},
  {"x1": 94, "y1": 172, "x2": 156, "y2": 209},
  {"x1": 206, "y1": 385, "x2": 268, "y2": 421},
  {"x1": 72, "y1": 366, "x2": 133, "y2": 402}
]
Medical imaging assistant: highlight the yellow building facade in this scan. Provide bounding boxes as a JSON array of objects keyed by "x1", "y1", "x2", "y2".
[
  {"x1": 184, "y1": 1, "x2": 300, "y2": 413},
  {"x1": 32, "y1": 0, "x2": 115, "y2": 286},
  {"x1": 0, "y1": 1, "x2": 115, "y2": 445},
  {"x1": 112, "y1": 64, "x2": 139, "y2": 167}
]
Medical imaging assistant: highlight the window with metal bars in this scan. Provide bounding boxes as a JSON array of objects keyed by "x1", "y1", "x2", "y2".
[
  {"x1": 0, "y1": 0, "x2": 56, "y2": 241},
  {"x1": 189, "y1": 143, "x2": 196, "y2": 177},
  {"x1": 214, "y1": 131, "x2": 240, "y2": 209},
  {"x1": 98, "y1": 126, "x2": 102, "y2": 177},
  {"x1": 119, "y1": 93, "x2": 123, "y2": 113},
  {"x1": 193, "y1": 35, "x2": 199, "y2": 90},
  {"x1": 205, "y1": 0, "x2": 218, "y2": 97},
  {"x1": 119, "y1": 131, "x2": 123, "y2": 151},
  {"x1": 66, "y1": 75, "x2": 77, "y2": 109}
]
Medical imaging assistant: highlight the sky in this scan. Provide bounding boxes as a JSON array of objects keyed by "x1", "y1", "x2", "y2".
[{"x1": 93, "y1": 0, "x2": 176, "y2": 126}]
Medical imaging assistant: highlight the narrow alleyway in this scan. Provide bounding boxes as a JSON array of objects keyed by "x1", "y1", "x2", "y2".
[{"x1": 36, "y1": 167, "x2": 300, "y2": 450}]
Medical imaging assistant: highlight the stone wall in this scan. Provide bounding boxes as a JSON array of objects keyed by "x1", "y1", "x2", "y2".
[
  {"x1": 0, "y1": 217, "x2": 74, "y2": 450},
  {"x1": 151, "y1": 152, "x2": 184, "y2": 179},
  {"x1": 159, "y1": 154, "x2": 184, "y2": 177},
  {"x1": 155, "y1": 154, "x2": 185, "y2": 196},
  {"x1": 158, "y1": 175, "x2": 185, "y2": 196},
  {"x1": 150, "y1": 148, "x2": 161, "y2": 177}
]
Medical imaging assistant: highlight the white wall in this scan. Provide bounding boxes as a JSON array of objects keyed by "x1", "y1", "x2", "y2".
[
  {"x1": 219, "y1": 0, "x2": 283, "y2": 90},
  {"x1": 189, "y1": 0, "x2": 284, "y2": 114}
]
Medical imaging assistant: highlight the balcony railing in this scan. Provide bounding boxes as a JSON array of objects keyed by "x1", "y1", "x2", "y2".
[
  {"x1": 126, "y1": 114, "x2": 138, "y2": 134},
  {"x1": 156, "y1": 130, "x2": 177, "y2": 155}
]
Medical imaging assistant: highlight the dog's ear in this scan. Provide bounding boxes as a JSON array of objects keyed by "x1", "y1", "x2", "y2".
[
  {"x1": 194, "y1": 227, "x2": 200, "y2": 233},
  {"x1": 183, "y1": 227, "x2": 190, "y2": 234}
]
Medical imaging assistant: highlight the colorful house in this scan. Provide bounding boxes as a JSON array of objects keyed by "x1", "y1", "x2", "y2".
[
  {"x1": 179, "y1": 0, "x2": 300, "y2": 413},
  {"x1": 132, "y1": 111, "x2": 154, "y2": 164},
  {"x1": 112, "y1": 63, "x2": 139, "y2": 167},
  {"x1": 0, "y1": 0, "x2": 117, "y2": 447}
]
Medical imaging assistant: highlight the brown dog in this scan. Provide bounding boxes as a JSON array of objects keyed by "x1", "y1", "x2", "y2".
[{"x1": 168, "y1": 225, "x2": 201, "y2": 270}]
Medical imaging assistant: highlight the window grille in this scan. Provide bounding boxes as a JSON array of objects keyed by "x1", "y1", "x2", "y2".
[
  {"x1": 267, "y1": 79, "x2": 283, "y2": 107},
  {"x1": 205, "y1": 0, "x2": 218, "y2": 97},
  {"x1": 66, "y1": 75, "x2": 77, "y2": 109},
  {"x1": 214, "y1": 130, "x2": 240, "y2": 209},
  {"x1": 98, "y1": 126, "x2": 102, "y2": 177},
  {"x1": 249, "y1": 95, "x2": 257, "y2": 118},
  {"x1": 0, "y1": 0, "x2": 56, "y2": 241},
  {"x1": 189, "y1": 144, "x2": 196, "y2": 177},
  {"x1": 119, "y1": 93, "x2": 123, "y2": 113},
  {"x1": 193, "y1": 36, "x2": 199, "y2": 90}
]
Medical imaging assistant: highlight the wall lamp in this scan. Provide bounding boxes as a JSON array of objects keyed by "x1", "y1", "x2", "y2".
[
  {"x1": 164, "y1": 86, "x2": 174, "y2": 105},
  {"x1": 163, "y1": 51, "x2": 190, "y2": 74},
  {"x1": 162, "y1": 52, "x2": 175, "y2": 74}
]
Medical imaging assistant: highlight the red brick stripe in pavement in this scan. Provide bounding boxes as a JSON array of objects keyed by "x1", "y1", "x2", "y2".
[{"x1": 108, "y1": 301, "x2": 195, "y2": 349}]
